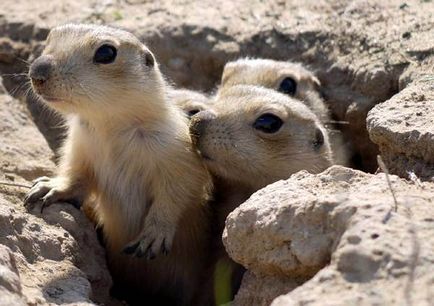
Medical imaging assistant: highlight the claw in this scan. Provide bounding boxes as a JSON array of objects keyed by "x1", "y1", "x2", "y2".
[
  {"x1": 123, "y1": 242, "x2": 140, "y2": 255},
  {"x1": 32, "y1": 176, "x2": 50, "y2": 187},
  {"x1": 40, "y1": 199, "x2": 49, "y2": 214},
  {"x1": 144, "y1": 239, "x2": 156, "y2": 260},
  {"x1": 147, "y1": 251, "x2": 156, "y2": 260},
  {"x1": 161, "y1": 238, "x2": 169, "y2": 256},
  {"x1": 135, "y1": 246, "x2": 146, "y2": 258}
]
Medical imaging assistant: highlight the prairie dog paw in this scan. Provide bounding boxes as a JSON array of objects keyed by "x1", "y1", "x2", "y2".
[
  {"x1": 123, "y1": 219, "x2": 176, "y2": 260},
  {"x1": 24, "y1": 177, "x2": 80, "y2": 212}
]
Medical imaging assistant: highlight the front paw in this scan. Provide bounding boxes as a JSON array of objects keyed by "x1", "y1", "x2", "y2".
[
  {"x1": 123, "y1": 220, "x2": 176, "y2": 260},
  {"x1": 24, "y1": 177, "x2": 78, "y2": 212}
]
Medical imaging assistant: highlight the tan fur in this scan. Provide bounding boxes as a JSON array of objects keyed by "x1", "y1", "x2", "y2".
[
  {"x1": 169, "y1": 88, "x2": 212, "y2": 118},
  {"x1": 220, "y1": 58, "x2": 327, "y2": 121},
  {"x1": 25, "y1": 24, "x2": 212, "y2": 305},
  {"x1": 189, "y1": 85, "x2": 333, "y2": 304},
  {"x1": 219, "y1": 58, "x2": 348, "y2": 166},
  {"x1": 194, "y1": 85, "x2": 333, "y2": 189}
]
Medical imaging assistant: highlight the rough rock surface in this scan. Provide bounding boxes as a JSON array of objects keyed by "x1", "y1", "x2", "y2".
[
  {"x1": 367, "y1": 78, "x2": 434, "y2": 181},
  {"x1": 0, "y1": 85, "x2": 113, "y2": 305},
  {"x1": 1, "y1": 0, "x2": 434, "y2": 171},
  {"x1": 0, "y1": 244, "x2": 26, "y2": 306},
  {"x1": 1, "y1": 1, "x2": 434, "y2": 305},
  {"x1": 224, "y1": 166, "x2": 434, "y2": 306}
]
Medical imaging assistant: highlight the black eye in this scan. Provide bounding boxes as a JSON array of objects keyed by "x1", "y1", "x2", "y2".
[
  {"x1": 253, "y1": 113, "x2": 283, "y2": 133},
  {"x1": 188, "y1": 109, "x2": 200, "y2": 118},
  {"x1": 278, "y1": 77, "x2": 297, "y2": 96},
  {"x1": 313, "y1": 128, "x2": 324, "y2": 149},
  {"x1": 94, "y1": 44, "x2": 117, "y2": 64}
]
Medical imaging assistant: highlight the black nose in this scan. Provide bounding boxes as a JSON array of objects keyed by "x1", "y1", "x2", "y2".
[
  {"x1": 29, "y1": 55, "x2": 54, "y2": 85},
  {"x1": 189, "y1": 110, "x2": 216, "y2": 145}
]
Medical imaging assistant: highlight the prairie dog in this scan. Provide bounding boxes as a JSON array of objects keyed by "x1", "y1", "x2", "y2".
[
  {"x1": 220, "y1": 58, "x2": 348, "y2": 166},
  {"x1": 220, "y1": 58, "x2": 329, "y2": 122},
  {"x1": 169, "y1": 88, "x2": 212, "y2": 118},
  {"x1": 189, "y1": 85, "x2": 333, "y2": 304},
  {"x1": 25, "y1": 24, "x2": 212, "y2": 305}
]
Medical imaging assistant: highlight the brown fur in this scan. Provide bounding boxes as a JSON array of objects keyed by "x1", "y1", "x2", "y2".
[
  {"x1": 190, "y1": 85, "x2": 333, "y2": 304},
  {"x1": 25, "y1": 24, "x2": 212, "y2": 306}
]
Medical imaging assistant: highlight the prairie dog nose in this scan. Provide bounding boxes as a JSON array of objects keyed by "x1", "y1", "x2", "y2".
[
  {"x1": 189, "y1": 110, "x2": 217, "y2": 145},
  {"x1": 29, "y1": 55, "x2": 54, "y2": 85}
]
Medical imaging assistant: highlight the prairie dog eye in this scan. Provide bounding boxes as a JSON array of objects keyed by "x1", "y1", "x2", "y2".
[
  {"x1": 278, "y1": 77, "x2": 297, "y2": 96},
  {"x1": 94, "y1": 44, "x2": 117, "y2": 64},
  {"x1": 253, "y1": 113, "x2": 283, "y2": 133},
  {"x1": 188, "y1": 109, "x2": 201, "y2": 118}
]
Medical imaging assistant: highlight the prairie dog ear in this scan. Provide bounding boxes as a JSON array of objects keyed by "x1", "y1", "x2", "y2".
[
  {"x1": 221, "y1": 62, "x2": 239, "y2": 86},
  {"x1": 142, "y1": 47, "x2": 155, "y2": 67},
  {"x1": 311, "y1": 75, "x2": 321, "y2": 88}
]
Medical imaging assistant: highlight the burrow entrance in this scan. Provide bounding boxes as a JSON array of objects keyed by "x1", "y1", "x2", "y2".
[{"x1": 0, "y1": 23, "x2": 409, "y2": 305}]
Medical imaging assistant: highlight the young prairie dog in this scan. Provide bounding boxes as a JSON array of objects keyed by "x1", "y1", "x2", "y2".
[
  {"x1": 220, "y1": 58, "x2": 329, "y2": 122},
  {"x1": 220, "y1": 58, "x2": 347, "y2": 166},
  {"x1": 25, "y1": 24, "x2": 212, "y2": 305},
  {"x1": 169, "y1": 88, "x2": 212, "y2": 118},
  {"x1": 189, "y1": 85, "x2": 333, "y2": 304}
]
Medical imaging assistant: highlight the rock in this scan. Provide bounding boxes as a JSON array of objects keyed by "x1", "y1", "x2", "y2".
[
  {"x1": 367, "y1": 79, "x2": 434, "y2": 181},
  {"x1": 0, "y1": 82, "x2": 54, "y2": 181},
  {"x1": 0, "y1": 90, "x2": 114, "y2": 305},
  {"x1": 0, "y1": 244, "x2": 26, "y2": 306},
  {"x1": 0, "y1": 1, "x2": 434, "y2": 305},
  {"x1": 224, "y1": 166, "x2": 434, "y2": 305},
  {"x1": 233, "y1": 272, "x2": 300, "y2": 306},
  {"x1": 0, "y1": 0, "x2": 433, "y2": 171}
]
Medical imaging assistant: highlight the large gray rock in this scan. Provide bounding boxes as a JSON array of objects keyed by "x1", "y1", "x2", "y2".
[
  {"x1": 0, "y1": 90, "x2": 113, "y2": 305},
  {"x1": 224, "y1": 166, "x2": 434, "y2": 306},
  {"x1": 367, "y1": 79, "x2": 434, "y2": 181}
]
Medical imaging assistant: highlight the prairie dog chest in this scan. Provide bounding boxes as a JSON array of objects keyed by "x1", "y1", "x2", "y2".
[{"x1": 77, "y1": 120, "x2": 157, "y2": 213}]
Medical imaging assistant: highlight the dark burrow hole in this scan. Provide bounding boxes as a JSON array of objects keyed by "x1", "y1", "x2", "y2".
[{"x1": 0, "y1": 26, "x2": 405, "y2": 305}]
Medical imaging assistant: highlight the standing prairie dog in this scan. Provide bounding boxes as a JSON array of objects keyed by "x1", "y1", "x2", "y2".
[
  {"x1": 189, "y1": 85, "x2": 333, "y2": 305},
  {"x1": 220, "y1": 58, "x2": 348, "y2": 166},
  {"x1": 25, "y1": 24, "x2": 212, "y2": 305}
]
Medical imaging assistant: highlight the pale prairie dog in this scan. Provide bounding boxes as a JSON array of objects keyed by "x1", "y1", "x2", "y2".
[
  {"x1": 24, "y1": 24, "x2": 212, "y2": 305},
  {"x1": 189, "y1": 85, "x2": 333, "y2": 305},
  {"x1": 220, "y1": 58, "x2": 329, "y2": 122},
  {"x1": 169, "y1": 88, "x2": 212, "y2": 118},
  {"x1": 219, "y1": 58, "x2": 348, "y2": 166}
]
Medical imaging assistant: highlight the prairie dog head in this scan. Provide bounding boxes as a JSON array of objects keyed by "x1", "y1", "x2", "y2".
[
  {"x1": 169, "y1": 89, "x2": 212, "y2": 118},
  {"x1": 189, "y1": 85, "x2": 333, "y2": 190},
  {"x1": 220, "y1": 58, "x2": 328, "y2": 122},
  {"x1": 29, "y1": 24, "x2": 163, "y2": 119}
]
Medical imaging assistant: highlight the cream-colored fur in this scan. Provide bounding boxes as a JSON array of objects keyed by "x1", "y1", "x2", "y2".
[
  {"x1": 25, "y1": 24, "x2": 212, "y2": 305},
  {"x1": 169, "y1": 88, "x2": 212, "y2": 118},
  {"x1": 219, "y1": 58, "x2": 328, "y2": 122},
  {"x1": 219, "y1": 58, "x2": 348, "y2": 166},
  {"x1": 194, "y1": 85, "x2": 333, "y2": 189},
  {"x1": 189, "y1": 85, "x2": 333, "y2": 304}
]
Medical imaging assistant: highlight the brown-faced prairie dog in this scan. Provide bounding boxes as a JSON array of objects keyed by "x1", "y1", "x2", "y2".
[
  {"x1": 219, "y1": 58, "x2": 348, "y2": 166},
  {"x1": 169, "y1": 88, "x2": 212, "y2": 118},
  {"x1": 25, "y1": 24, "x2": 212, "y2": 305},
  {"x1": 189, "y1": 85, "x2": 333, "y2": 304}
]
